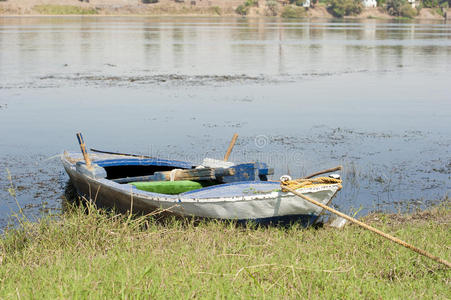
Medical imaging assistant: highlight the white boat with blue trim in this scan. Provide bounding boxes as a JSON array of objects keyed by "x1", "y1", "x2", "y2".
[
  {"x1": 62, "y1": 150, "x2": 342, "y2": 226},
  {"x1": 62, "y1": 133, "x2": 342, "y2": 226}
]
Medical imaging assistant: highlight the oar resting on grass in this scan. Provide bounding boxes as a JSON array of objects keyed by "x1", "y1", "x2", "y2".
[{"x1": 281, "y1": 182, "x2": 451, "y2": 269}]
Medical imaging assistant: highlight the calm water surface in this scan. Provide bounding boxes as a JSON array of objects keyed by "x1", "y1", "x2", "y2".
[{"x1": 0, "y1": 17, "x2": 450, "y2": 226}]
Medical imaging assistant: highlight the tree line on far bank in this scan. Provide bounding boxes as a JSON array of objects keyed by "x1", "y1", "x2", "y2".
[{"x1": 234, "y1": 0, "x2": 450, "y2": 18}]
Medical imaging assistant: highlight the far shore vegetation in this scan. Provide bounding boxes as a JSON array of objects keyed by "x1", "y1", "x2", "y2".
[
  {"x1": 0, "y1": 198, "x2": 449, "y2": 298},
  {"x1": 32, "y1": 5, "x2": 98, "y2": 15},
  {"x1": 0, "y1": 0, "x2": 449, "y2": 19}
]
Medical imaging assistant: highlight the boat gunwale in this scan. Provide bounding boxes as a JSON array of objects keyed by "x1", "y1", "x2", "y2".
[{"x1": 62, "y1": 154, "x2": 341, "y2": 204}]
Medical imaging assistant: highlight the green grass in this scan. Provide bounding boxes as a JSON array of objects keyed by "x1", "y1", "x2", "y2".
[
  {"x1": 0, "y1": 202, "x2": 449, "y2": 298},
  {"x1": 32, "y1": 5, "x2": 98, "y2": 15}
]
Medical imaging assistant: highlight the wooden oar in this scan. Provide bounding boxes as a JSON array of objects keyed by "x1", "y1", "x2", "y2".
[
  {"x1": 224, "y1": 133, "x2": 238, "y2": 162},
  {"x1": 303, "y1": 166, "x2": 342, "y2": 179},
  {"x1": 282, "y1": 184, "x2": 451, "y2": 269},
  {"x1": 76, "y1": 132, "x2": 92, "y2": 168}
]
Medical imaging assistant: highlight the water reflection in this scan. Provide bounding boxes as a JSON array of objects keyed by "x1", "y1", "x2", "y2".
[
  {"x1": 143, "y1": 27, "x2": 161, "y2": 65},
  {"x1": 1, "y1": 17, "x2": 450, "y2": 79}
]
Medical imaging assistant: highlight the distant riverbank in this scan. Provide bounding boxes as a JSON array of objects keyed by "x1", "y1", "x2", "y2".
[{"x1": 0, "y1": 0, "x2": 448, "y2": 19}]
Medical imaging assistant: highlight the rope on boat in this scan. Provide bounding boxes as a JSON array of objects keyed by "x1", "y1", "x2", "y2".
[{"x1": 281, "y1": 177, "x2": 342, "y2": 191}]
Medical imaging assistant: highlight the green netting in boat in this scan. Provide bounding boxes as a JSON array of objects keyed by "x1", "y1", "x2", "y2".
[{"x1": 129, "y1": 180, "x2": 203, "y2": 195}]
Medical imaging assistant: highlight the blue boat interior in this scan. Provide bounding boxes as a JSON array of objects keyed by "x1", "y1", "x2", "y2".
[
  {"x1": 91, "y1": 157, "x2": 274, "y2": 195},
  {"x1": 96, "y1": 158, "x2": 194, "y2": 180}
]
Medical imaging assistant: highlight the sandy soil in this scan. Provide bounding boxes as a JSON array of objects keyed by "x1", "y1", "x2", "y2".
[
  {"x1": 306, "y1": 6, "x2": 333, "y2": 18},
  {"x1": 416, "y1": 7, "x2": 444, "y2": 19},
  {"x1": 0, "y1": 0, "x2": 446, "y2": 19}
]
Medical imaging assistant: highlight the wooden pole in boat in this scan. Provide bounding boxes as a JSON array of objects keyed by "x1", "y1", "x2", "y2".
[
  {"x1": 282, "y1": 184, "x2": 451, "y2": 269},
  {"x1": 76, "y1": 132, "x2": 92, "y2": 168},
  {"x1": 224, "y1": 133, "x2": 238, "y2": 161}
]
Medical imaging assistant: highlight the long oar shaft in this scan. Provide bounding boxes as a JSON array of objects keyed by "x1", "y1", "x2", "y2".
[{"x1": 282, "y1": 185, "x2": 451, "y2": 269}]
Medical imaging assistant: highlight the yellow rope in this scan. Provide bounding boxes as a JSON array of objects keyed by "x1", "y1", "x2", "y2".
[{"x1": 281, "y1": 177, "x2": 342, "y2": 191}]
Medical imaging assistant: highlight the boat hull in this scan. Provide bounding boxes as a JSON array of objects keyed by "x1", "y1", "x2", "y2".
[{"x1": 62, "y1": 154, "x2": 340, "y2": 225}]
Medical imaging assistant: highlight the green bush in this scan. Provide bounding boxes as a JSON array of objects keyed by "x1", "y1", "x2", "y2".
[
  {"x1": 399, "y1": 3, "x2": 417, "y2": 17},
  {"x1": 281, "y1": 5, "x2": 307, "y2": 17},
  {"x1": 386, "y1": 0, "x2": 416, "y2": 17},
  {"x1": 422, "y1": 0, "x2": 439, "y2": 7},
  {"x1": 328, "y1": 0, "x2": 363, "y2": 17},
  {"x1": 236, "y1": 0, "x2": 257, "y2": 15},
  {"x1": 236, "y1": 4, "x2": 249, "y2": 15},
  {"x1": 436, "y1": 2, "x2": 448, "y2": 16},
  {"x1": 212, "y1": 6, "x2": 222, "y2": 15},
  {"x1": 421, "y1": 0, "x2": 450, "y2": 8},
  {"x1": 435, "y1": 7, "x2": 444, "y2": 15},
  {"x1": 265, "y1": 0, "x2": 279, "y2": 15},
  {"x1": 245, "y1": 0, "x2": 258, "y2": 6},
  {"x1": 295, "y1": 0, "x2": 306, "y2": 6},
  {"x1": 376, "y1": 0, "x2": 386, "y2": 6},
  {"x1": 386, "y1": 0, "x2": 403, "y2": 14},
  {"x1": 290, "y1": 0, "x2": 307, "y2": 6}
]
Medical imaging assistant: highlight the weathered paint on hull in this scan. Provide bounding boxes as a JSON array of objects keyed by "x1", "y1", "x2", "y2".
[
  {"x1": 63, "y1": 158, "x2": 339, "y2": 224},
  {"x1": 64, "y1": 164, "x2": 160, "y2": 214}
]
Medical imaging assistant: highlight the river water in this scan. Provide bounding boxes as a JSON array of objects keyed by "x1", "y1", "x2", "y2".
[{"x1": 0, "y1": 17, "x2": 450, "y2": 226}]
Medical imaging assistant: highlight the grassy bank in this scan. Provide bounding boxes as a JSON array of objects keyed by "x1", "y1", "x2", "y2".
[{"x1": 0, "y1": 202, "x2": 449, "y2": 298}]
